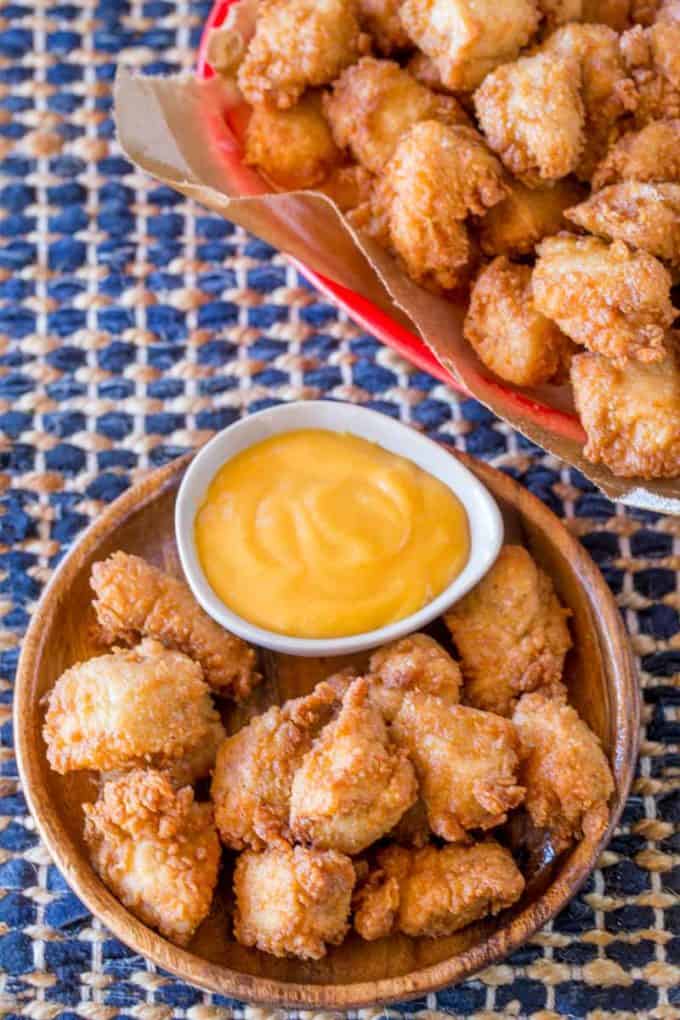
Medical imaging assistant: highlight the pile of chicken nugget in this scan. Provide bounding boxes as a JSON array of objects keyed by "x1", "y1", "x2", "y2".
[
  {"x1": 43, "y1": 545, "x2": 614, "y2": 960},
  {"x1": 218, "y1": 0, "x2": 680, "y2": 480}
]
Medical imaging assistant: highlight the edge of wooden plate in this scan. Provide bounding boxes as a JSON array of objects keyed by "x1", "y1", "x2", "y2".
[{"x1": 14, "y1": 450, "x2": 640, "y2": 1009}]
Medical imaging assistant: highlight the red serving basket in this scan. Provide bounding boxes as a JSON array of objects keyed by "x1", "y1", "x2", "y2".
[
  {"x1": 196, "y1": 0, "x2": 465, "y2": 388},
  {"x1": 196, "y1": 0, "x2": 587, "y2": 446}
]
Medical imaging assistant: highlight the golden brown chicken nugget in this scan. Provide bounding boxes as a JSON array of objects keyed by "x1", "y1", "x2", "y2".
[
  {"x1": 571, "y1": 343, "x2": 680, "y2": 478},
  {"x1": 566, "y1": 181, "x2": 680, "y2": 265},
  {"x1": 237, "y1": 0, "x2": 368, "y2": 109},
  {"x1": 479, "y1": 178, "x2": 586, "y2": 257},
  {"x1": 84, "y1": 770, "x2": 220, "y2": 946},
  {"x1": 323, "y1": 57, "x2": 470, "y2": 174},
  {"x1": 210, "y1": 680, "x2": 342, "y2": 850},
  {"x1": 475, "y1": 52, "x2": 585, "y2": 186},
  {"x1": 592, "y1": 119, "x2": 680, "y2": 189},
  {"x1": 465, "y1": 258, "x2": 574, "y2": 387},
  {"x1": 400, "y1": 0, "x2": 540, "y2": 91},
  {"x1": 91, "y1": 551, "x2": 258, "y2": 699},
  {"x1": 444, "y1": 545, "x2": 572, "y2": 718},
  {"x1": 290, "y1": 678, "x2": 417, "y2": 854},
  {"x1": 621, "y1": 22, "x2": 680, "y2": 126},
  {"x1": 244, "y1": 92, "x2": 343, "y2": 190},
  {"x1": 44, "y1": 639, "x2": 222, "y2": 774},
  {"x1": 354, "y1": 841, "x2": 525, "y2": 940},
  {"x1": 369, "y1": 633, "x2": 462, "y2": 720},
  {"x1": 513, "y1": 691, "x2": 614, "y2": 850},
  {"x1": 370, "y1": 120, "x2": 506, "y2": 290},
  {"x1": 533, "y1": 234, "x2": 675, "y2": 364},
  {"x1": 233, "y1": 844, "x2": 355, "y2": 959},
  {"x1": 357, "y1": 0, "x2": 411, "y2": 52},
  {"x1": 391, "y1": 693, "x2": 525, "y2": 841},
  {"x1": 539, "y1": 23, "x2": 637, "y2": 180},
  {"x1": 315, "y1": 163, "x2": 374, "y2": 212}
]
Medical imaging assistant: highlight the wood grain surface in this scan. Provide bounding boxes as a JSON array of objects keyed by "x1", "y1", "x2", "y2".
[{"x1": 14, "y1": 450, "x2": 639, "y2": 1008}]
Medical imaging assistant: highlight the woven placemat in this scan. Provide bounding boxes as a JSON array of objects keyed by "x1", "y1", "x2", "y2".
[{"x1": 0, "y1": 1, "x2": 678, "y2": 1017}]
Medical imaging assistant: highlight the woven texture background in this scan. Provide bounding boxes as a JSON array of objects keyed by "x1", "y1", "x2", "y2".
[{"x1": 0, "y1": 0, "x2": 678, "y2": 1017}]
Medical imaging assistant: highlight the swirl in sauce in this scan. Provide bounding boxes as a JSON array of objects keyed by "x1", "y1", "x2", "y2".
[{"x1": 195, "y1": 429, "x2": 470, "y2": 638}]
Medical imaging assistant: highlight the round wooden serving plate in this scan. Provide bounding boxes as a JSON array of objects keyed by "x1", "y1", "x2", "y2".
[{"x1": 15, "y1": 450, "x2": 639, "y2": 1009}]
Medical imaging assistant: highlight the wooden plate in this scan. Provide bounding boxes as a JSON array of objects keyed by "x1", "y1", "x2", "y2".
[{"x1": 14, "y1": 450, "x2": 639, "y2": 1009}]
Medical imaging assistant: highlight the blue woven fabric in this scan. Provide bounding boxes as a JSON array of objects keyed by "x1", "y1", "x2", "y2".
[{"x1": 0, "y1": 1, "x2": 678, "y2": 1017}]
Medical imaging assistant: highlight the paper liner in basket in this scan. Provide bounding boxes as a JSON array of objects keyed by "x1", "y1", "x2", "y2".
[{"x1": 113, "y1": 43, "x2": 680, "y2": 514}]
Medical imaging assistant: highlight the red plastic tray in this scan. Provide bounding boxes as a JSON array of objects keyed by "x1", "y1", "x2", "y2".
[{"x1": 197, "y1": 0, "x2": 462, "y2": 388}]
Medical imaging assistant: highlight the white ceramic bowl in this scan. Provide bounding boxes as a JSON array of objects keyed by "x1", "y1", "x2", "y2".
[{"x1": 175, "y1": 401, "x2": 503, "y2": 656}]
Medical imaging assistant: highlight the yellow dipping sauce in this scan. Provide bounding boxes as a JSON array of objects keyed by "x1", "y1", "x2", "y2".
[{"x1": 195, "y1": 429, "x2": 470, "y2": 638}]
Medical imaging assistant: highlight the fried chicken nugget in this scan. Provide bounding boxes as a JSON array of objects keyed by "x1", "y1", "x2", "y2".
[
  {"x1": 323, "y1": 57, "x2": 470, "y2": 174},
  {"x1": 475, "y1": 53, "x2": 585, "y2": 186},
  {"x1": 370, "y1": 120, "x2": 506, "y2": 290},
  {"x1": 444, "y1": 545, "x2": 572, "y2": 718},
  {"x1": 479, "y1": 178, "x2": 586, "y2": 258},
  {"x1": 289, "y1": 678, "x2": 417, "y2": 854},
  {"x1": 368, "y1": 633, "x2": 462, "y2": 720},
  {"x1": 91, "y1": 552, "x2": 258, "y2": 699},
  {"x1": 399, "y1": 0, "x2": 540, "y2": 91},
  {"x1": 571, "y1": 342, "x2": 680, "y2": 478},
  {"x1": 211, "y1": 680, "x2": 343, "y2": 850},
  {"x1": 465, "y1": 257, "x2": 574, "y2": 387},
  {"x1": 244, "y1": 92, "x2": 343, "y2": 190},
  {"x1": 84, "y1": 770, "x2": 220, "y2": 946},
  {"x1": 354, "y1": 841, "x2": 525, "y2": 940},
  {"x1": 533, "y1": 234, "x2": 675, "y2": 364},
  {"x1": 537, "y1": 0, "x2": 642, "y2": 29},
  {"x1": 621, "y1": 22, "x2": 680, "y2": 126},
  {"x1": 539, "y1": 24, "x2": 637, "y2": 180},
  {"x1": 391, "y1": 693, "x2": 525, "y2": 841},
  {"x1": 357, "y1": 0, "x2": 411, "y2": 52},
  {"x1": 237, "y1": 0, "x2": 368, "y2": 109},
  {"x1": 44, "y1": 639, "x2": 222, "y2": 774},
  {"x1": 566, "y1": 182, "x2": 680, "y2": 265},
  {"x1": 593, "y1": 120, "x2": 680, "y2": 192},
  {"x1": 315, "y1": 163, "x2": 374, "y2": 212},
  {"x1": 233, "y1": 844, "x2": 355, "y2": 959},
  {"x1": 513, "y1": 691, "x2": 614, "y2": 850}
]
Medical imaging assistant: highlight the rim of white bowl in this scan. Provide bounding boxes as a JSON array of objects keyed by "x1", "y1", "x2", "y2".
[{"x1": 175, "y1": 401, "x2": 503, "y2": 656}]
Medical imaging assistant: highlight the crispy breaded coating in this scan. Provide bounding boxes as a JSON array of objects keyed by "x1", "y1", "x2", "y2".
[
  {"x1": 444, "y1": 545, "x2": 572, "y2": 718},
  {"x1": 474, "y1": 53, "x2": 585, "y2": 186},
  {"x1": 566, "y1": 181, "x2": 680, "y2": 265},
  {"x1": 90, "y1": 552, "x2": 257, "y2": 699},
  {"x1": 233, "y1": 844, "x2": 355, "y2": 959},
  {"x1": 465, "y1": 258, "x2": 574, "y2": 387},
  {"x1": 237, "y1": 0, "x2": 368, "y2": 109},
  {"x1": 357, "y1": 0, "x2": 411, "y2": 52},
  {"x1": 354, "y1": 841, "x2": 525, "y2": 940},
  {"x1": 323, "y1": 57, "x2": 470, "y2": 174},
  {"x1": 211, "y1": 680, "x2": 342, "y2": 850},
  {"x1": 289, "y1": 678, "x2": 417, "y2": 854},
  {"x1": 621, "y1": 23, "x2": 680, "y2": 126},
  {"x1": 538, "y1": 0, "x2": 650, "y2": 28},
  {"x1": 539, "y1": 24, "x2": 637, "y2": 180},
  {"x1": 571, "y1": 343, "x2": 680, "y2": 478},
  {"x1": 513, "y1": 691, "x2": 615, "y2": 849},
  {"x1": 43, "y1": 639, "x2": 222, "y2": 774},
  {"x1": 388, "y1": 798, "x2": 431, "y2": 847},
  {"x1": 244, "y1": 92, "x2": 343, "y2": 190},
  {"x1": 84, "y1": 770, "x2": 220, "y2": 946},
  {"x1": 399, "y1": 0, "x2": 540, "y2": 91},
  {"x1": 407, "y1": 51, "x2": 454, "y2": 93},
  {"x1": 479, "y1": 178, "x2": 586, "y2": 258},
  {"x1": 368, "y1": 633, "x2": 462, "y2": 720},
  {"x1": 370, "y1": 120, "x2": 506, "y2": 290},
  {"x1": 315, "y1": 163, "x2": 374, "y2": 212},
  {"x1": 533, "y1": 234, "x2": 675, "y2": 364},
  {"x1": 593, "y1": 119, "x2": 680, "y2": 191},
  {"x1": 164, "y1": 718, "x2": 226, "y2": 788},
  {"x1": 391, "y1": 693, "x2": 525, "y2": 841}
]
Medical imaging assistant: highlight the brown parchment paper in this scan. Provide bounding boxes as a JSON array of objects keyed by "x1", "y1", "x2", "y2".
[{"x1": 114, "y1": 49, "x2": 680, "y2": 514}]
